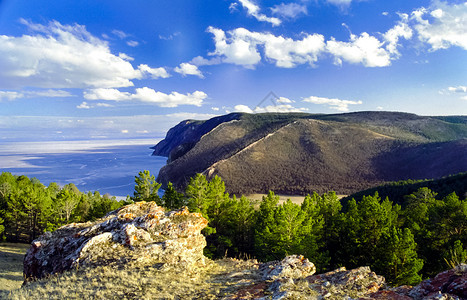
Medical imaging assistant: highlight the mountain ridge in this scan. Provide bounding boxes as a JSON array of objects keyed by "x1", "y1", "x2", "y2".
[{"x1": 153, "y1": 111, "x2": 467, "y2": 195}]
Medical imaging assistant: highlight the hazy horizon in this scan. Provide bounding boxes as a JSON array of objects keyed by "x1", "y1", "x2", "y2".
[{"x1": 0, "y1": 0, "x2": 466, "y2": 143}]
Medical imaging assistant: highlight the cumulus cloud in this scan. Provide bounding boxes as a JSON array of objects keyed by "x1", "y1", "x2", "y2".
[
  {"x1": 327, "y1": 33, "x2": 390, "y2": 67},
  {"x1": 77, "y1": 101, "x2": 91, "y2": 109},
  {"x1": 234, "y1": 104, "x2": 254, "y2": 113},
  {"x1": 236, "y1": 0, "x2": 282, "y2": 26},
  {"x1": 0, "y1": 20, "x2": 166, "y2": 89},
  {"x1": 207, "y1": 27, "x2": 325, "y2": 68},
  {"x1": 271, "y1": 3, "x2": 307, "y2": 19},
  {"x1": 138, "y1": 64, "x2": 171, "y2": 79},
  {"x1": 411, "y1": 1, "x2": 467, "y2": 51},
  {"x1": 84, "y1": 88, "x2": 207, "y2": 107},
  {"x1": 383, "y1": 14, "x2": 413, "y2": 57},
  {"x1": 302, "y1": 95, "x2": 362, "y2": 111},
  {"x1": 276, "y1": 97, "x2": 293, "y2": 103},
  {"x1": 174, "y1": 63, "x2": 204, "y2": 78},
  {"x1": 207, "y1": 19, "x2": 415, "y2": 69}
]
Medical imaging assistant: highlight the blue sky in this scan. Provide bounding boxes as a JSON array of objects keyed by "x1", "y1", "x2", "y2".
[{"x1": 0, "y1": 0, "x2": 466, "y2": 142}]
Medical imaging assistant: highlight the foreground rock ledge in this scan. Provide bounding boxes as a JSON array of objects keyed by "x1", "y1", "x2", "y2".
[{"x1": 23, "y1": 202, "x2": 208, "y2": 281}]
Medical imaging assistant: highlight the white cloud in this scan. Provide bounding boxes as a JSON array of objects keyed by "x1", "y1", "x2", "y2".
[
  {"x1": 158, "y1": 32, "x2": 181, "y2": 40},
  {"x1": 84, "y1": 87, "x2": 207, "y2": 107},
  {"x1": 0, "y1": 20, "x2": 166, "y2": 89},
  {"x1": 276, "y1": 97, "x2": 293, "y2": 103},
  {"x1": 96, "y1": 102, "x2": 114, "y2": 107},
  {"x1": 190, "y1": 55, "x2": 223, "y2": 66},
  {"x1": 174, "y1": 63, "x2": 204, "y2": 78},
  {"x1": 234, "y1": 102, "x2": 308, "y2": 113},
  {"x1": 84, "y1": 88, "x2": 131, "y2": 101},
  {"x1": 271, "y1": 3, "x2": 307, "y2": 19},
  {"x1": 236, "y1": 0, "x2": 282, "y2": 26},
  {"x1": 138, "y1": 64, "x2": 171, "y2": 79},
  {"x1": 326, "y1": 33, "x2": 392, "y2": 67},
  {"x1": 254, "y1": 104, "x2": 308, "y2": 113},
  {"x1": 118, "y1": 53, "x2": 134, "y2": 61},
  {"x1": 326, "y1": 16, "x2": 413, "y2": 68},
  {"x1": 383, "y1": 14, "x2": 413, "y2": 57},
  {"x1": 448, "y1": 86, "x2": 467, "y2": 93},
  {"x1": 302, "y1": 95, "x2": 362, "y2": 111},
  {"x1": 207, "y1": 22, "x2": 414, "y2": 68},
  {"x1": 234, "y1": 104, "x2": 254, "y2": 113},
  {"x1": 0, "y1": 91, "x2": 23, "y2": 101},
  {"x1": 207, "y1": 27, "x2": 325, "y2": 68},
  {"x1": 0, "y1": 89, "x2": 73, "y2": 101},
  {"x1": 411, "y1": 1, "x2": 467, "y2": 51},
  {"x1": 208, "y1": 27, "x2": 262, "y2": 67},
  {"x1": 111, "y1": 30, "x2": 129, "y2": 39},
  {"x1": 77, "y1": 101, "x2": 91, "y2": 109},
  {"x1": 126, "y1": 40, "x2": 139, "y2": 47},
  {"x1": 211, "y1": 107, "x2": 220, "y2": 111}
]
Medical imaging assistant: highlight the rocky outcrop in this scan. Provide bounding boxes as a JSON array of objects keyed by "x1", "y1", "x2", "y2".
[
  {"x1": 229, "y1": 262, "x2": 386, "y2": 299},
  {"x1": 407, "y1": 264, "x2": 467, "y2": 299},
  {"x1": 23, "y1": 202, "x2": 208, "y2": 281}
]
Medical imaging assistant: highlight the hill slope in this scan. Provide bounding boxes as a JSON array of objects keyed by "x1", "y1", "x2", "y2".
[{"x1": 153, "y1": 112, "x2": 467, "y2": 195}]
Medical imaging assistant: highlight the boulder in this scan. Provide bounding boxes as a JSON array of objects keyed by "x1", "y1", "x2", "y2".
[
  {"x1": 408, "y1": 264, "x2": 467, "y2": 300},
  {"x1": 23, "y1": 202, "x2": 208, "y2": 281}
]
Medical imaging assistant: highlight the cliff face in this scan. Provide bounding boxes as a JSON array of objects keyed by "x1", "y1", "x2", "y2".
[
  {"x1": 153, "y1": 112, "x2": 467, "y2": 195},
  {"x1": 152, "y1": 113, "x2": 244, "y2": 162}
]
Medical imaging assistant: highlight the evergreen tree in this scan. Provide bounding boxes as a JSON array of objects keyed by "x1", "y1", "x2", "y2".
[
  {"x1": 254, "y1": 191, "x2": 280, "y2": 261},
  {"x1": 132, "y1": 170, "x2": 162, "y2": 203},
  {"x1": 161, "y1": 182, "x2": 185, "y2": 210},
  {"x1": 375, "y1": 227, "x2": 423, "y2": 286},
  {"x1": 185, "y1": 173, "x2": 209, "y2": 216}
]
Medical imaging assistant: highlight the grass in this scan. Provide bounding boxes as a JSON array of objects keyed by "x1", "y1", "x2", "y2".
[
  {"x1": 0, "y1": 242, "x2": 262, "y2": 300},
  {"x1": 7, "y1": 259, "x2": 261, "y2": 299},
  {"x1": 0, "y1": 243, "x2": 30, "y2": 293}
]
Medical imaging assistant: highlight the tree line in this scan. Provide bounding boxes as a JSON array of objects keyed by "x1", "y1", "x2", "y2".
[
  {"x1": 149, "y1": 172, "x2": 466, "y2": 286},
  {"x1": 0, "y1": 172, "x2": 127, "y2": 243},
  {"x1": 1, "y1": 170, "x2": 466, "y2": 287}
]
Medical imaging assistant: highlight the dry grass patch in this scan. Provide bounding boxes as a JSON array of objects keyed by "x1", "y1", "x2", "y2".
[
  {"x1": 3, "y1": 258, "x2": 261, "y2": 299},
  {"x1": 0, "y1": 243, "x2": 30, "y2": 293}
]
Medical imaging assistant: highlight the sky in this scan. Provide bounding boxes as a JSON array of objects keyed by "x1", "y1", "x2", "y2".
[{"x1": 0, "y1": 0, "x2": 466, "y2": 142}]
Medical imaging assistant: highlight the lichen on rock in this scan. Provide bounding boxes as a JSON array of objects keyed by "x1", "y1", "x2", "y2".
[{"x1": 23, "y1": 202, "x2": 208, "y2": 282}]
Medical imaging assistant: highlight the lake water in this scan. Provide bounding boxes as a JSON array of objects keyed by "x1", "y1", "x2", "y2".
[{"x1": 0, "y1": 139, "x2": 167, "y2": 198}]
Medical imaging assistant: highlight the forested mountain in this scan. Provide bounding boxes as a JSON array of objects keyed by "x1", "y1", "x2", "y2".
[{"x1": 153, "y1": 112, "x2": 467, "y2": 195}]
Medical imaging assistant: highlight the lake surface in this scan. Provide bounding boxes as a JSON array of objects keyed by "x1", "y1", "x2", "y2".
[{"x1": 0, "y1": 139, "x2": 167, "y2": 198}]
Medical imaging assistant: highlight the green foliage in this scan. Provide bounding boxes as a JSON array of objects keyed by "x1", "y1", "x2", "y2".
[
  {"x1": 2, "y1": 170, "x2": 464, "y2": 287},
  {"x1": 132, "y1": 170, "x2": 162, "y2": 203},
  {"x1": 185, "y1": 173, "x2": 209, "y2": 216},
  {"x1": 444, "y1": 240, "x2": 467, "y2": 269},
  {"x1": 0, "y1": 172, "x2": 125, "y2": 242},
  {"x1": 375, "y1": 227, "x2": 423, "y2": 286},
  {"x1": 161, "y1": 182, "x2": 185, "y2": 210}
]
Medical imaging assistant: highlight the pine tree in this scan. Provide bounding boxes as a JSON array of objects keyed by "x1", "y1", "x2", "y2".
[
  {"x1": 132, "y1": 170, "x2": 162, "y2": 203},
  {"x1": 375, "y1": 227, "x2": 423, "y2": 286},
  {"x1": 161, "y1": 182, "x2": 185, "y2": 210}
]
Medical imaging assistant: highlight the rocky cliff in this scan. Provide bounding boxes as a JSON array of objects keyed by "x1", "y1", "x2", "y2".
[
  {"x1": 20, "y1": 203, "x2": 467, "y2": 299},
  {"x1": 153, "y1": 112, "x2": 467, "y2": 195}
]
